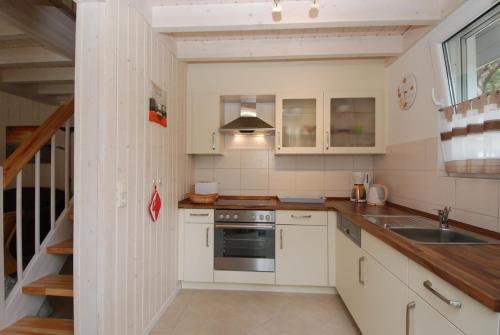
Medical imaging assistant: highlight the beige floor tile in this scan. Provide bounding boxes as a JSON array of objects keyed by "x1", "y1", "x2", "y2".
[{"x1": 151, "y1": 289, "x2": 360, "y2": 335}]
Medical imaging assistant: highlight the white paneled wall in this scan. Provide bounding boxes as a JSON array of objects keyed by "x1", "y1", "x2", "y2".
[
  {"x1": 193, "y1": 136, "x2": 373, "y2": 196},
  {"x1": 74, "y1": 1, "x2": 192, "y2": 334}
]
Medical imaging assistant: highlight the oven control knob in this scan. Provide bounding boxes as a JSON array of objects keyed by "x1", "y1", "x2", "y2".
[
  {"x1": 233, "y1": 214, "x2": 239, "y2": 220},
  {"x1": 219, "y1": 214, "x2": 224, "y2": 219},
  {"x1": 259, "y1": 215, "x2": 264, "y2": 220},
  {"x1": 225, "y1": 214, "x2": 231, "y2": 219},
  {"x1": 265, "y1": 215, "x2": 270, "y2": 221}
]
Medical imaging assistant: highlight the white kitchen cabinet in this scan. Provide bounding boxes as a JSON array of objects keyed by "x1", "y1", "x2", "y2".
[
  {"x1": 183, "y1": 223, "x2": 214, "y2": 282},
  {"x1": 335, "y1": 227, "x2": 365, "y2": 327},
  {"x1": 188, "y1": 93, "x2": 224, "y2": 154},
  {"x1": 408, "y1": 290, "x2": 464, "y2": 335},
  {"x1": 275, "y1": 92, "x2": 324, "y2": 154},
  {"x1": 275, "y1": 224, "x2": 328, "y2": 286},
  {"x1": 361, "y1": 251, "x2": 408, "y2": 335},
  {"x1": 324, "y1": 90, "x2": 385, "y2": 154}
]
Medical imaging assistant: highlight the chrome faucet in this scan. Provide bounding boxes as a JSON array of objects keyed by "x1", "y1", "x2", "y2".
[{"x1": 437, "y1": 207, "x2": 451, "y2": 230}]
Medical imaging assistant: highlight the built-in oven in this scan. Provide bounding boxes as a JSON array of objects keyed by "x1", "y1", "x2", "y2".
[{"x1": 214, "y1": 209, "x2": 275, "y2": 272}]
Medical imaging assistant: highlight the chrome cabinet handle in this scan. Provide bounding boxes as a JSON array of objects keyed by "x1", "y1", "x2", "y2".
[
  {"x1": 358, "y1": 256, "x2": 365, "y2": 285},
  {"x1": 190, "y1": 213, "x2": 209, "y2": 217},
  {"x1": 277, "y1": 131, "x2": 281, "y2": 150},
  {"x1": 291, "y1": 214, "x2": 312, "y2": 219},
  {"x1": 325, "y1": 131, "x2": 330, "y2": 150},
  {"x1": 406, "y1": 301, "x2": 415, "y2": 335},
  {"x1": 280, "y1": 229, "x2": 283, "y2": 249},
  {"x1": 423, "y1": 280, "x2": 462, "y2": 308},
  {"x1": 211, "y1": 132, "x2": 216, "y2": 150},
  {"x1": 206, "y1": 227, "x2": 210, "y2": 247}
]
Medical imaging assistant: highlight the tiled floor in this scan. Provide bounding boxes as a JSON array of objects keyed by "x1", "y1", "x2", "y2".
[{"x1": 151, "y1": 289, "x2": 361, "y2": 335}]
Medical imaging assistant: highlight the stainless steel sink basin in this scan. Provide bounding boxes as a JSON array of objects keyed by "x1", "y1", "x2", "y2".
[{"x1": 390, "y1": 228, "x2": 488, "y2": 244}]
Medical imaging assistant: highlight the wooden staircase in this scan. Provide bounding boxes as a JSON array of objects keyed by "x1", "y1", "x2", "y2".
[{"x1": 0, "y1": 239, "x2": 74, "y2": 334}]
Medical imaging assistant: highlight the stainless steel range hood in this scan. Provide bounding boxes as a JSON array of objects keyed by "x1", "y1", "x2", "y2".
[{"x1": 219, "y1": 96, "x2": 275, "y2": 135}]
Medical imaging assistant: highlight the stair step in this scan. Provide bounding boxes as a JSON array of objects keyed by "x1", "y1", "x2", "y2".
[
  {"x1": 47, "y1": 240, "x2": 73, "y2": 255},
  {"x1": 22, "y1": 275, "x2": 73, "y2": 297},
  {"x1": 0, "y1": 316, "x2": 73, "y2": 334}
]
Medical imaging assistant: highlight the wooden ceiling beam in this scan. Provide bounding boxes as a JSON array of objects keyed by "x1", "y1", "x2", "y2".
[
  {"x1": 0, "y1": 46, "x2": 72, "y2": 68},
  {"x1": 0, "y1": 0, "x2": 75, "y2": 59},
  {"x1": 176, "y1": 35, "x2": 403, "y2": 62},
  {"x1": 153, "y1": 0, "x2": 442, "y2": 33},
  {"x1": 1, "y1": 67, "x2": 74, "y2": 84}
]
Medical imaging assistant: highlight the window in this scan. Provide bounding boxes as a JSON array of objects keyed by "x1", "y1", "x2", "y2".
[{"x1": 443, "y1": 4, "x2": 500, "y2": 105}]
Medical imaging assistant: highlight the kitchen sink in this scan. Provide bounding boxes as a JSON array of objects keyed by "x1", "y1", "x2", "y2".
[{"x1": 389, "y1": 228, "x2": 488, "y2": 244}]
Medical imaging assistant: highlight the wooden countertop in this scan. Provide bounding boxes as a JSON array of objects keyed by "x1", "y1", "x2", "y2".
[{"x1": 178, "y1": 196, "x2": 500, "y2": 312}]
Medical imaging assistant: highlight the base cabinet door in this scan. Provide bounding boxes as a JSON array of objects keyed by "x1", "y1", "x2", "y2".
[
  {"x1": 183, "y1": 223, "x2": 214, "y2": 282},
  {"x1": 335, "y1": 229, "x2": 364, "y2": 327},
  {"x1": 276, "y1": 225, "x2": 328, "y2": 286},
  {"x1": 361, "y1": 252, "x2": 408, "y2": 335},
  {"x1": 408, "y1": 291, "x2": 464, "y2": 335}
]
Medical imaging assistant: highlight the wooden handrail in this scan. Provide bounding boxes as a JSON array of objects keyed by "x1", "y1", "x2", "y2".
[{"x1": 2, "y1": 97, "x2": 74, "y2": 188}]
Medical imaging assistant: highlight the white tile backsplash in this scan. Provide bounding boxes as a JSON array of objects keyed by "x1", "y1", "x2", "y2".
[
  {"x1": 241, "y1": 169, "x2": 269, "y2": 190},
  {"x1": 214, "y1": 149, "x2": 241, "y2": 169},
  {"x1": 374, "y1": 137, "x2": 500, "y2": 233},
  {"x1": 193, "y1": 147, "x2": 373, "y2": 198},
  {"x1": 214, "y1": 168, "x2": 240, "y2": 189},
  {"x1": 295, "y1": 155, "x2": 324, "y2": 170},
  {"x1": 455, "y1": 178, "x2": 499, "y2": 218},
  {"x1": 241, "y1": 150, "x2": 269, "y2": 169},
  {"x1": 324, "y1": 156, "x2": 354, "y2": 170}
]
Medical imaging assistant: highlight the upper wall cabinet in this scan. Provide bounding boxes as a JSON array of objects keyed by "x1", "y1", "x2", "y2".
[
  {"x1": 275, "y1": 92, "x2": 324, "y2": 154},
  {"x1": 188, "y1": 93, "x2": 224, "y2": 154},
  {"x1": 324, "y1": 90, "x2": 385, "y2": 154}
]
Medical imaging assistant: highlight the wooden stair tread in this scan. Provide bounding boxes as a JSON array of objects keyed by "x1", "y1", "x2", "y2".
[
  {"x1": 0, "y1": 317, "x2": 73, "y2": 334},
  {"x1": 47, "y1": 240, "x2": 73, "y2": 255},
  {"x1": 22, "y1": 275, "x2": 73, "y2": 297}
]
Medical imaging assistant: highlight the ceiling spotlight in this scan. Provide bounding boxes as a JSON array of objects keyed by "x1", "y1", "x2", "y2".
[
  {"x1": 310, "y1": 0, "x2": 319, "y2": 9},
  {"x1": 273, "y1": 0, "x2": 282, "y2": 13}
]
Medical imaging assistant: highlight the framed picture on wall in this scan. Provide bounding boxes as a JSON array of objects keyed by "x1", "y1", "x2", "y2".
[
  {"x1": 149, "y1": 81, "x2": 167, "y2": 127},
  {"x1": 6, "y1": 126, "x2": 51, "y2": 163}
]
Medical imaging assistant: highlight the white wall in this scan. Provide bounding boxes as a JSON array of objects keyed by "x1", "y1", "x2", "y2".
[
  {"x1": 188, "y1": 60, "x2": 386, "y2": 94},
  {"x1": 74, "y1": 1, "x2": 192, "y2": 334},
  {"x1": 375, "y1": 0, "x2": 500, "y2": 233}
]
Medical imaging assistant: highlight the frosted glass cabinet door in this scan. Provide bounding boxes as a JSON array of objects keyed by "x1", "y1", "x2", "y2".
[
  {"x1": 275, "y1": 92, "x2": 324, "y2": 154},
  {"x1": 324, "y1": 91, "x2": 385, "y2": 154}
]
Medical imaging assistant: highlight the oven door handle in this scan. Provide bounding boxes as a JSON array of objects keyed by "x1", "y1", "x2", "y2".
[{"x1": 215, "y1": 224, "x2": 275, "y2": 230}]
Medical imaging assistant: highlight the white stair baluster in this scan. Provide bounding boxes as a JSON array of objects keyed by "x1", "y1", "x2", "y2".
[
  {"x1": 64, "y1": 120, "x2": 70, "y2": 209},
  {"x1": 16, "y1": 172, "x2": 23, "y2": 281},
  {"x1": 35, "y1": 151, "x2": 41, "y2": 254},
  {"x1": 51, "y1": 135, "x2": 56, "y2": 229}
]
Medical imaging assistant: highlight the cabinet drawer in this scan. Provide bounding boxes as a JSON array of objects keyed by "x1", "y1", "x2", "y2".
[
  {"x1": 184, "y1": 209, "x2": 214, "y2": 223},
  {"x1": 362, "y1": 230, "x2": 408, "y2": 284},
  {"x1": 276, "y1": 210, "x2": 327, "y2": 226},
  {"x1": 409, "y1": 260, "x2": 499, "y2": 335}
]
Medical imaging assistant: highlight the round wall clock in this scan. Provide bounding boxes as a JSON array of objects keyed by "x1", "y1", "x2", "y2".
[{"x1": 397, "y1": 74, "x2": 417, "y2": 110}]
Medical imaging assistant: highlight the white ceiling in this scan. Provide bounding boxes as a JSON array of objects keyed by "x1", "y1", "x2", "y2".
[{"x1": 149, "y1": 0, "x2": 465, "y2": 62}]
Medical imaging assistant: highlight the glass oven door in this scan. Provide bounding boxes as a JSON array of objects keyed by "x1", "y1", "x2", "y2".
[{"x1": 214, "y1": 224, "x2": 275, "y2": 272}]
